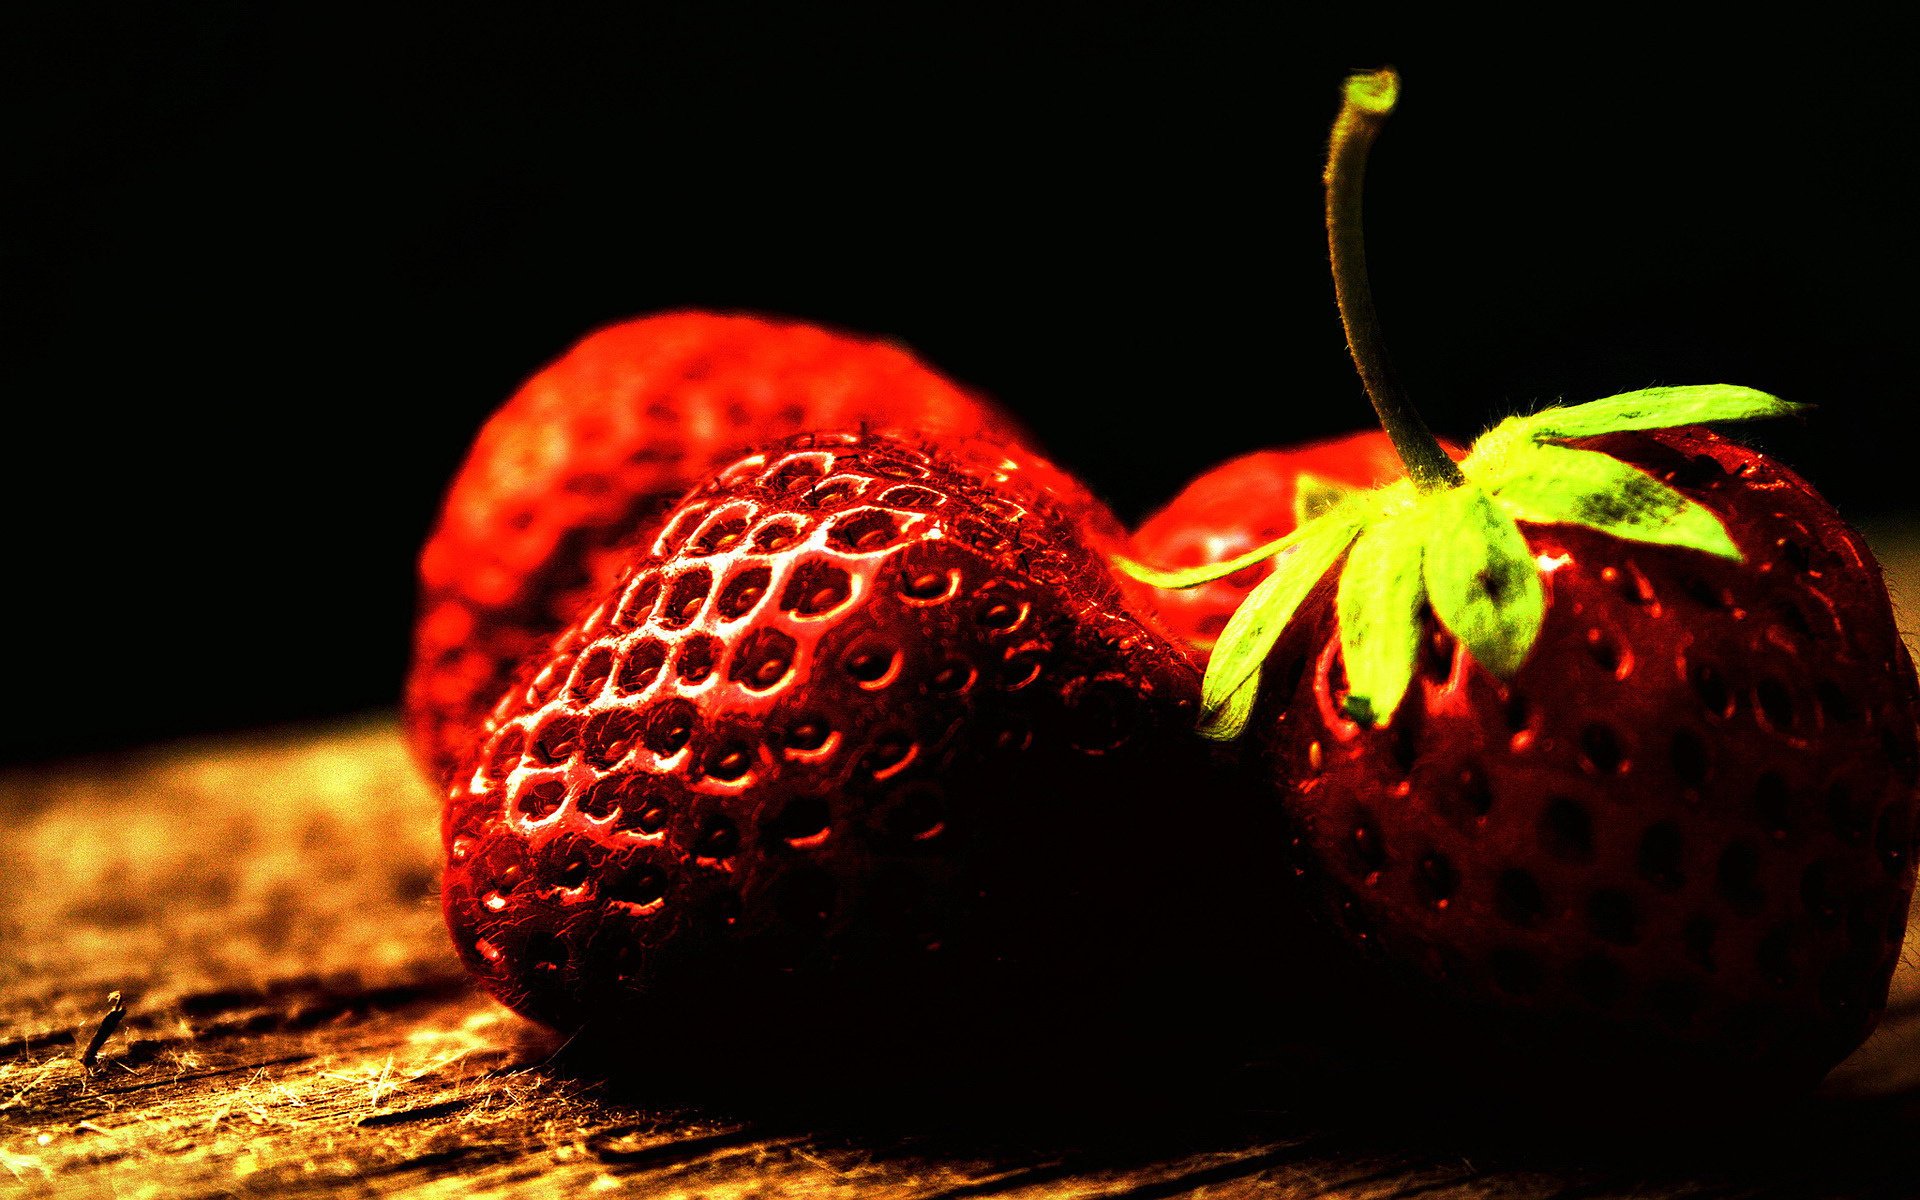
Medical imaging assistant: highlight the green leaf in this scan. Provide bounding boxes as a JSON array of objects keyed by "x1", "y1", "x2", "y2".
[
  {"x1": 1172, "y1": 382, "x2": 1800, "y2": 735},
  {"x1": 1507, "y1": 384, "x2": 1804, "y2": 443},
  {"x1": 1116, "y1": 486, "x2": 1388, "y2": 591},
  {"x1": 1112, "y1": 528, "x2": 1302, "y2": 591},
  {"x1": 1198, "y1": 672, "x2": 1264, "y2": 747},
  {"x1": 1336, "y1": 508, "x2": 1430, "y2": 727},
  {"x1": 1293, "y1": 472, "x2": 1362, "y2": 526},
  {"x1": 1199, "y1": 514, "x2": 1362, "y2": 740},
  {"x1": 1423, "y1": 484, "x2": 1543, "y2": 679},
  {"x1": 1487, "y1": 443, "x2": 1741, "y2": 559}
]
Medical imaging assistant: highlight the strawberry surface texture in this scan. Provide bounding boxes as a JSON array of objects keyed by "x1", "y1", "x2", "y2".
[
  {"x1": 408, "y1": 312, "x2": 1019, "y2": 787},
  {"x1": 1243, "y1": 426, "x2": 1920, "y2": 1093},
  {"x1": 439, "y1": 429, "x2": 1278, "y2": 1063}
]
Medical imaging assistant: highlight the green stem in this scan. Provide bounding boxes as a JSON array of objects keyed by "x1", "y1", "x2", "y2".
[{"x1": 1325, "y1": 68, "x2": 1464, "y2": 492}]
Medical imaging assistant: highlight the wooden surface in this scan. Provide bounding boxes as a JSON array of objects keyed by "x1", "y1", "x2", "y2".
[{"x1": 5, "y1": 541, "x2": 1920, "y2": 1199}]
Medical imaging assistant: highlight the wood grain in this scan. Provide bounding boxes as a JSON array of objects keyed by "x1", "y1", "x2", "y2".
[{"x1": 4, "y1": 534, "x2": 1920, "y2": 1198}]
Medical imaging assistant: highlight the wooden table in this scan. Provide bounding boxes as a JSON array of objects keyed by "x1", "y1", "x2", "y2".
[{"x1": 7, "y1": 539, "x2": 1920, "y2": 1198}]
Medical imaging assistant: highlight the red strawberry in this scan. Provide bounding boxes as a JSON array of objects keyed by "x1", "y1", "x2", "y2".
[
  {"x1": 408, "y1": 311, "x2": 1021, "y2": 787},
  {"x1": 1241, "y1": 423, "x2": 1920, "y2": 1093},
  {"x1": 438, "y1": 429, "x2": 1278, "y2": 1063},
  {"x1": 1131, "y1": 432, "x2": 1463, "y2": 652},
  {"x1": 1155, "y1": 69, "x2": 1920, "y2": 1096}
]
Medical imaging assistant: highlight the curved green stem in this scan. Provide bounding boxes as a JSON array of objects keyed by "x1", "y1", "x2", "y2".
[{"x1": 1326, "y1": 68, "x2": 1464, "y2": 492}]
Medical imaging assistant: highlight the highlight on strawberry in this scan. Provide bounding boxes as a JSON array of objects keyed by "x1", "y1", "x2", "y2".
[{"x1": 1124, "y1": 68, "x2": 1920, "y2": 1094}]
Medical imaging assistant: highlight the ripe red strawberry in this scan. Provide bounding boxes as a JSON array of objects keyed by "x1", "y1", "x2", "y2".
[
  {"x1": 1153, "y1": 69, "x2": 1920, "y2": 1096},
  {"x1": 438, "y1": 428, "x2": 1277, "y2": 1061},
  {"x1": 408, "y1": 311, "x2": 1021, "y2": 787},
  {"x1": 1240, "y1": 423, "x2": 1920, "y2": 1092},
  {"x1": 1131, "y1": 432, "x2": 1463, "y2": 652}
]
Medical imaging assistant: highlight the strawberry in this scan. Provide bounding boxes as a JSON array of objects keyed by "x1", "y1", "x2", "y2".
[
  {"x1": 1239, "y1": 421, "x2": 1919, "y2": 1093},
  {"x1": 408, "y1": 311, "x2": 1021, "y2": 787},
  {"x1": 1141, "y1": 69, "x2": 1920, "y2": 1095},
  {"x1": 437, "y1": 428, "x2": 1277, "y2": 1062},
  {"x1": 1130, "y1": 432, "x2": 1463, "y2": 652}
]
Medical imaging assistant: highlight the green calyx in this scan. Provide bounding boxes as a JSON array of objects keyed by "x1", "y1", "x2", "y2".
[
  {"x1": 1126, "y1": 69, "x2": 1808, "y2": 741},
  {"x1": 1293, "y1": 472, "x2": 1361, "y2": 525},
  {"x1": 1119, "y1": 385, "x2": 1805, "y2": 740},
  {"x1": 1108, "y1": 473, "x2": 1359, "y2": 592}
]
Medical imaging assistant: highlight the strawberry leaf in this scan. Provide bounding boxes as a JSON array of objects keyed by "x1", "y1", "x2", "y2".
[
  {"x1": 1335, "y1": 507, "x2": 1429, "y2": 726},
  {"x1": 1114, "y1": 488, "x2": 1371, "y2": 590},
  {"x1": 1113, "y1": 531, "x2": 1296, "y2": 591},
  {"x1": 1200, "y1": 672, "x2": 1264, "y2": 746},
  {"x1": 1168, "y1": 380, "x2": 1797, "y2": 739},
  {"x1": 1506, "y1": 384, "x2": 1803, "y2": 443},
  {"x1": 1293, "y1": 472, "x2": 1362, "y2": 526},
  {"x1": 1422, "y1": 484, "x2": 1542, "y2": 679},
  {"x1": 1199, "y1": 513, "x2": 1362, "y2": 740},
  {"x1": 1486, "y1": 443, "x2": 1741, "y2": 560}
]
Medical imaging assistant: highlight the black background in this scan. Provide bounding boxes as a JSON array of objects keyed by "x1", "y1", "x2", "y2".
[{"x1": 3, "y1": 5, "x2": 1914, "y2": 764}]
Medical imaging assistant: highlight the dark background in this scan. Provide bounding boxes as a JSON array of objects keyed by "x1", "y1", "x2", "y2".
[{"x1": 2, "y1": 6, "x2": 1914, "y2": 764}]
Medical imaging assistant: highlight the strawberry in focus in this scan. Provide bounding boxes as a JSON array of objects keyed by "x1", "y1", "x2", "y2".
[
  {"x1": 1242, "y1": 423, "x2": 1920, "y2": 1092},
  {"x1": 1138, "y1": 69, "x2": 1920, "y2": 1095},
  {"x1": 440, "y1": 429, "x2": 1279, "y2": 1064},
  {"x1": 408, "y1": 312, "x2": 1021, "y2": 786},
  {"x1": 1131, "y1": 432, "x2": 1463, "y2": 653}
]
